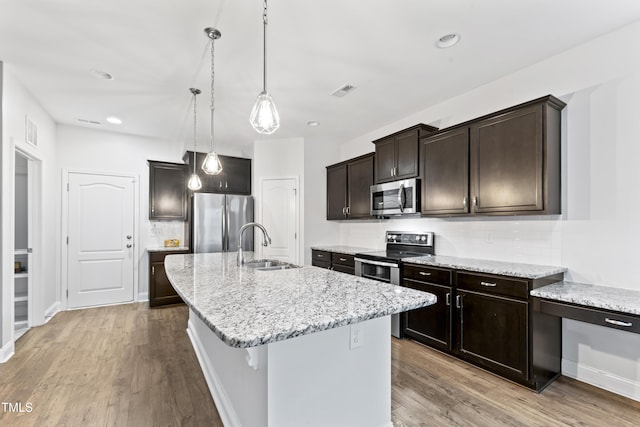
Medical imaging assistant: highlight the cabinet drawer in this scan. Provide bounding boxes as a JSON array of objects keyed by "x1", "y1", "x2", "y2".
[
  {"x1": 332, "y1": 253, "x2": 354, "y2": 267},
  {"x1": 403, "y1": 264, "x2": 452, "y2": 285},
  {"x1": 538, "y1": 300, "x2": 640, "y2": 334},
  {"x1": 312, "y1": 250, "x2": 331, "y2": 263},
  {"x1": 457, "y1": 272, "x2": 528, "y2": 299}
]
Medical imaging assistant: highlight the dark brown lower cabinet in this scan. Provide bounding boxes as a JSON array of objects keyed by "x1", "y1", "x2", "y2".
[
  {"x1": 401, "y1": 262, "x2": 562, "y2": 392},
  {"x1": 456, "y1": 290, "x2": 528, "y2": 380},
  {"x1": 149, "y1": 250, "x2": 189, "y2": 307},
  {"x1": 311, "y1": 250, "x2": 355, "y2": 275}
]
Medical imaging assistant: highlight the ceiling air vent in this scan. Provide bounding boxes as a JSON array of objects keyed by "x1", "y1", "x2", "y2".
[
  {"x1": 331, "y1": 83, "x2": 357, "y2": 98},
  {"x1": 78, "y1": 118, "x2": 101, "y2": 125}
]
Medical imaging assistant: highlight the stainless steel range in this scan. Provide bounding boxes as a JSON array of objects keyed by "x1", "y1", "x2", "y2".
[{"x1": 354, "y1": 231, "x2": 435, "y2": 338}]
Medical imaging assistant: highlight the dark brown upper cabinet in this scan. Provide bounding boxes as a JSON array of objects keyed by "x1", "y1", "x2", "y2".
[
  {"x1": 148, "y1": 160, "x2": 188, "y2": 220},
  {"x1": 182, "y1": 151, "x2": 251, "y2": 195},
  {"x1": 420, "y1": 95, "x2": 565, "y2": 217},
  {"x1": 373, "y1": 124, "x2": 438, "y2": 184},
  {"x1": 421, "y1": 128, "x2": 470, "y2": 215},
  {"x1": 326, "y1": 153, "x2": 374, "y2": 220}
]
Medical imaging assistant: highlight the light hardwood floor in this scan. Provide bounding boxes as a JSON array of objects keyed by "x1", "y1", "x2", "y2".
[{"x1": 1, "y1": 303, "x2": 638, "y2": 426}]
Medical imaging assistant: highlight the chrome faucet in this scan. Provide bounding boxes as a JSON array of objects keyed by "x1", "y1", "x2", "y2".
[{"x1": 237, "y1": 222, "x2": 272, "y2": 266}]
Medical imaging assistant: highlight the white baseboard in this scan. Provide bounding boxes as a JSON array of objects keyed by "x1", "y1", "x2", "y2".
[
  {"x1": 137, "y1": 292, "x2": 149, "y2": 302},
  {"x1": 562, "y1": 359, "x2": 640, "y2": 402},
  {"x1": 44, "y1": 301, "x2": 60, "y2": 323},
  {"x1": 187, "y1": 318, "x2": 242, "y2": 427},
  {"x1": 0, "y1": 340, "x2": 15, "y2": 363}
]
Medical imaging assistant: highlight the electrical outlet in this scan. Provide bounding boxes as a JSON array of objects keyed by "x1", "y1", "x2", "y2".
[{"x1": 350, "y1": 324, "x2": 363, "y2": 349}]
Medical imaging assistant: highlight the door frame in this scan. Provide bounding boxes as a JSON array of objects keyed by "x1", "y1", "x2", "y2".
[
  {"x1": 258, "y1": 176, "x2": 300, "y2": 264},
  {"x1": 61, "y1": 169, "x2": 139, "y2": 310}
]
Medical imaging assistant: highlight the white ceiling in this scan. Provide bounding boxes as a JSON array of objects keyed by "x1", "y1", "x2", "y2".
[{"x1": 2, "y1": 0, "x2": 640, "y2": 154}]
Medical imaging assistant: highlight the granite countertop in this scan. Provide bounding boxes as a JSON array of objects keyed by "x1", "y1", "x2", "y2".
[
  {"x1": 310, "y1": 245, "x2": 379, "y2": 255},
  {"x1": 164, "y1": 252, "x2": 436, "y2": 348},
  {"x1": 147, "y1": 246, "x2": 190, "y2": 252},
  {"x1": 404, "y1": 255, "x2": 566, "y2": 279},
  {"x1": 531, "y1": 281, "x2": 640, "y2": 316}
]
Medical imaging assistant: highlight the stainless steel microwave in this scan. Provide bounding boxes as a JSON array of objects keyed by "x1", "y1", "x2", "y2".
[{"x1": 370, "y1": 178, "x2": 420, "y2": 216}]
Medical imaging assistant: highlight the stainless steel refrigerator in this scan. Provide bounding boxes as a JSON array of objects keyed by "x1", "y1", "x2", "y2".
[{"x1": 189, "y1": 193, "x2": 254, "y2": 253}]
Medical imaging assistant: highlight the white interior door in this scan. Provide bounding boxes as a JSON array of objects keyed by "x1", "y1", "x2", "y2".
[
  {"x1": 261, "y1": 178, "x2": 298, "y2": 263},
  {"x1": 67, "y1": 172, "x2": 135, "y2": 308}
]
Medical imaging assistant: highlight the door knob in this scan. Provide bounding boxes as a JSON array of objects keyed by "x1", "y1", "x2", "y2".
[{"x1": 126, "y1": 244, "x2": 132, "y2": 248}]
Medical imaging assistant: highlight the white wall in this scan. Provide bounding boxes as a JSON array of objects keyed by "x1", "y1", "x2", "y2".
[
  {"x1": 14, "y1": 154, "x2": 27, "y2": 250},
  {"x1": 1, "y1": 63, "x2": 58, "y2": 360},
  {"x1": 311, "y1": 21, "x2": 640, "y2": 400},
  {"x1": 253, "y1": 137, "x2": 304, "y2": 263},
  {"x1": 55, "y1": 125, "x2": 189, "y2": 300}
]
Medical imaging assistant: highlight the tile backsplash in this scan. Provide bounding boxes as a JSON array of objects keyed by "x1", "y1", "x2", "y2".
[
  {"x1": 340, "y1": 215, "x2": 563, "y2": 266},
  {"x1": 148, "y1": 221, "x2": 186, "y2": 247}
]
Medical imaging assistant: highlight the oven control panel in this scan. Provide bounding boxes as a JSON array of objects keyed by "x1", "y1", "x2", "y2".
[{"x1": 386, "y1": 231, "x2": 434, "y2": 247}]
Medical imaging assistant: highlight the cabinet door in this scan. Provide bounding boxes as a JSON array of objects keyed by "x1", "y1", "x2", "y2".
[
  {"x1": 456, "y1": 290, "x2": 529, "y2": 381},
  {"x1": 421, "y1": 128, "x2": 469, "y2": 215},
  {"x1": 470, "y1": 104, "x2": 543, "y2": 213},
  {"x1": 374, "y1": 136, "x2": 396, "y2": 183},
  {"x1": 326, "y1": 164, "x2": 348, "y2": 220},
  {"x1": 394, "y1": 129, "x2": 420, "y2": 180},
  {"x1": 347, "y1": 155, "x2": 374, "y2": 218},
  {"x1": 149, "y1": 161, "x2": 187, "y2": 220},
  {"x1": 403, "y1": 279, "x2": 452, "y2": 351},
  {"x1": 149, "y1": 252, "x2": 186, "y2": 307},
  {"x1": 220, "y1": 156, "x2": 251, "y2": 195}
]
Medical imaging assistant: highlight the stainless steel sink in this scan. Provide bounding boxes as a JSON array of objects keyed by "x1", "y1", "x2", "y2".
[{"x1": 244, "y1": 259, "x2": 300, "y2": 271}]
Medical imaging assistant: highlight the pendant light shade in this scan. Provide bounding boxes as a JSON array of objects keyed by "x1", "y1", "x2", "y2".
[
  {"x1": 187, "y1": 172, "x2": 202, "y2": 191},
  {"x1": 250, "y1": 0, "x2": 280, "y2": 134},
  {"x1": 187, "y1": 88, "x2": 203, "y2": 191},
  {"x1": 202, "y1": 151, "x2": 223, "y2": 174},
  {"x1": 250, "y1": 91, "x2": 280, "y2": 134},
  {"x1": 203, "y1": 27, "x2": 223, "y2": 175}
]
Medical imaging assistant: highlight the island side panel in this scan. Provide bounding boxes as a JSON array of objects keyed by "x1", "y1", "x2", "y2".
[
  {"x1": 267, "y1": 316, "x2": 392, "y2": 427},
  {"x1": 187, "y1": 309, "x2": 268, "y2": 427}
]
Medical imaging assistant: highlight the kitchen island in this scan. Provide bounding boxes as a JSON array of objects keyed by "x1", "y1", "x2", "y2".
[{"x1": 165, "y1": 252, "x2": 436, "y2": 427}]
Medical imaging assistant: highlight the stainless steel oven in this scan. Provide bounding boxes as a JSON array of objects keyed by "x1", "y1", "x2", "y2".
[
  {"x1": 370, "y1": 178, "x2": 420, "y2": 216},
  {"x1": 355, "y1": 231, "x2": 435, "y2": 338}
]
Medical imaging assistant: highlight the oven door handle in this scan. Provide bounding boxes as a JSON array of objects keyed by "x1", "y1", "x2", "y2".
[
  {"x1": 354, "y1": 258, "x2": 399, "y2": 268},
  {"x1": 397, "y1": 184, "x2": 405, "y2": 213}
]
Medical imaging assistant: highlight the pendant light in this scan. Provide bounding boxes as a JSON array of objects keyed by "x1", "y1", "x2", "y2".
[
  {"x1": 249, "y1": 0, "x2": 280, "y2": 134},
  {"x1": 202, "y1": 27, "x2": 224, "y2": 175},
  {"x1": 187, "y1": 88, "x2": 203, "y2": 191}
]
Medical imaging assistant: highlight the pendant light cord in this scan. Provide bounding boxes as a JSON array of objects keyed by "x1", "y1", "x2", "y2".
[
  {"x1": 210, "y1": 36, "x2": 216, "y2": 152},
  {"x1": 192, "y1": 89, "x2": 199, "y2": 175},
  {"x1": 262, "y1": 0, "x2": 268, "y2": 92}
]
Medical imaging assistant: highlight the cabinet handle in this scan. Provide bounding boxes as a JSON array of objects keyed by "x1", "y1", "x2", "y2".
[
  {"x1": 445, "y1": 293, "x2": 451, "y2": 306},
  {"x1": 473, "y1": 196, "x2": 478, "y2": 206},
  {"x1": 480, "y1": 281, "x2": 497, "y2": 287},
  {"x1": 219, "y1": 182, "x2": 223, "y2": 188},
  {"x1": 605, "y1": 318, "x2": 632, "y2": 327},
  {"x1": 317, "y1": 254, "x2": 324, "y2": 258},
  {"x1": 126, "y1": 244, "x2": 132, "y2": 248},
  {"x1": 346, "y1": 206, "x2": 350, "y2": 215},
  {"x1": 463, "y1": 197, "x2": 467, "y2": 208},
  {"x1": 391, "y1": 167, "x2": 394, "y2": 177},
  {"x1": 419, "y1": 271, "x2": 432, "y2": 276},
  {"x1": 339, "y1": 258, "x2": 347, "y2": 262},
  {"x1": 152, "y1": 266, "x2": 155, "y2": 276},
  {"x1": 456, "y1": 295, "x2": 461, "y2": 308},
  {"x1": 225, "y1": 181, "x2": 228, "y2": 188}
]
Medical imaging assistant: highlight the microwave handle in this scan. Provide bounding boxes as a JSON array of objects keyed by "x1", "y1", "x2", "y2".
[{"x1": 397, "y1": 184, "x2": 405, "y2": 212}]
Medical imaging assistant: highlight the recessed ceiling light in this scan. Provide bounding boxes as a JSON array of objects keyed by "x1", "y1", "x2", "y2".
[
  {"x1": 331, "y1": 83, "x2": 357, "y2": 98},
  {"x1": 106, "y1": 116, "x2": 122, "y2": 125},
  {"x1": 90, "y1": 69, "x2": 114, "y2": 80},
  {"x1": 307, "y1": 121, "x2": 320, "y2": 127},
  {"x1": 436, "y1": 33, "x2": 460, "y2": 49}
]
